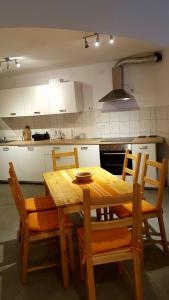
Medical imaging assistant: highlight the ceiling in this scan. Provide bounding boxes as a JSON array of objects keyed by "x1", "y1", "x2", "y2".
[
  {"x1": 0, "y1": 28, "x2": 162, "y2": 77},
  {"x1": 0, "y1": 1, "x2": 169, "y2": 47}
]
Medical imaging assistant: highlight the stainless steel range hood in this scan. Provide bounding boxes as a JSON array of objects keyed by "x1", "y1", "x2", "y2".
[{"x1": 99, "y1": 52, "x2": 162, "y2": 112}]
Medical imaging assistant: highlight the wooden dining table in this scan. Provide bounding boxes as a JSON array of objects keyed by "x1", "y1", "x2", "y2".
[{"x1": 43, "y1": 166, "x2": 132, "y2": 288}]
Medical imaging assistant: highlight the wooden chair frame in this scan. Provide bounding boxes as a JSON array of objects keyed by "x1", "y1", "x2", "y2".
[
  {"x1": 97, "y1": 150, "x2": 141, "y2": 221},
  {"x1": 78, "y1": 184, "x2": 143, "y2": 300},
  {"x1": 8, "y1": 173, "x2": 74, "y2": 283},
  {"x1": 52, "y1": 147, "x2": 79, "y2": 171},
  {"x1": 122, "y1": 149, "x2": 141, "y2": 183},
  {"x1": 141, "y1": 155, "x2": 168, "y2": 252}
]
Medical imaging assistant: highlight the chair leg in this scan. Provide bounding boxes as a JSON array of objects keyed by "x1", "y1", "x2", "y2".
[
  {"x1": 133, "y1": 250, "x2": 143, "y2": 300},
  {"x1": 67, "y1": 229, "x2": 74, "y2": 272},
  {"x1": 109, "y1": 207, "x2": 114, "y2": 220},
  {"x1": 96, "y1": 208, "x2": 101, "y2": 221},
  {"x1": 158, "y1": 211, "x2": 168, "y2": 252},
  {"x1": 22, "y1": 233, "x2": 29, "y2": 284},
  {"x1": 143, "y1": 219, "x2": 151, "y2": 239},
  {"x1": 85, "y1": 256, "x2": 96, "y2": 300},
  {"x1": 78, "y1": 239, "x2": 85, "y2": 280}
]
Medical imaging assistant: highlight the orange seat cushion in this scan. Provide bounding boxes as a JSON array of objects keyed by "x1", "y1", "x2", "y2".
[
  {"x1": 28, "y1": 210, "x2": 73, "y2": 231},
  {"x1": 77, "y1": 227, "x2": 131, "y2": 254},
  {"x1": 110, "y1": 199, "x2": 156, "y2": 218},
  {"x1": 25, "y1": 196, "x2": 56, "y2": 212}
]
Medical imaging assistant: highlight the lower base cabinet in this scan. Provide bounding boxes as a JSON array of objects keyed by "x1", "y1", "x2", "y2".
[
  {"x1": 16, "y1": 146, "x2": 45, "y2": 182},
  {"x1": 0, "y1": 144, "x2": 101, "y2": 182},
  {"x1": 76, "y1": 145, "x2": 100, "y2": 167},
  {"x1": 0, "y1": 146, "x2": 19, "y2": 180},
  {"x1": 132, "y1": 143, "x2": 157, "y2": 187}
]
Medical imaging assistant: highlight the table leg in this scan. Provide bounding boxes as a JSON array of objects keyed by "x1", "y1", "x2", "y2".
[
  {"x1": 58, "y1": 207, "x2": 70, "y2": 288},
  {"x1": 44, "y1": 181, "x2": 49, "y2": 196}
]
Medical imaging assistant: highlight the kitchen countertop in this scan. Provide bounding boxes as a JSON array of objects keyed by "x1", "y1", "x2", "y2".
[{"x1": 0, "y1": 136, "x2": 164, "y2": 146}]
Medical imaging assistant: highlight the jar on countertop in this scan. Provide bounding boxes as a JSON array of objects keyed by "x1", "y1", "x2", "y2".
[{"x1": 22, "y1": 126, "x2": 32, "y2": 141}]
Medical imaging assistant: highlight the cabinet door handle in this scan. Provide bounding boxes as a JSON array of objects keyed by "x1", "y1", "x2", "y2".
[
  {"x1": 59, "y1": 109, "x2": 66, "y2": 113},
  {"x1": 3, "y1": 147, "x2": 9, "y2": 151},
  {"x1": 10, "y1": 112, "x2": 16, "y2": 116},
  {"x1": 53, "y1": 146, "x2": 60, "y2": 150},
  {"x1": 28, "y1": 146, "x2": 34, "y2": 151},
  {"x1": 139, "y1": 146, "x2": 148, "y2": 150},
  {"x1": 34, "y1": 111, "x2": 40, "y2": 114},
  {"x1": 81, "y1": 146, "x2": 88, "y2": 150}
]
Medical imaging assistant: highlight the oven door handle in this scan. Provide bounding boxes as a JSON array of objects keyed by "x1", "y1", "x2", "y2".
[{"x1": 102, "y1": 152, "x2": 125, "y2": 155}]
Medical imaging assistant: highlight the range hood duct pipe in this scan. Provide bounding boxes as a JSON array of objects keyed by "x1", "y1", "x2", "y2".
[
  {"x1": 99, "y1": 52, "x2": 162, "y2": 112},
  {"x1": 114, "y1": 52, "x2": 162, "y2": 68}
]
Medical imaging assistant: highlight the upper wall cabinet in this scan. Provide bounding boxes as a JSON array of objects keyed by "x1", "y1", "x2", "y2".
[
  {"x1": 49, "y1": 81, "x2": 83, "y2": 114},
  {"x1": 0, "y1": 81, "x2": 83, "y2": 118},
  {"x1": 0, "y1": 87, "x2": 25, "y2": 117},
  {"x1": 22, "y1": 85, "x2": 50, "y2": 116}
]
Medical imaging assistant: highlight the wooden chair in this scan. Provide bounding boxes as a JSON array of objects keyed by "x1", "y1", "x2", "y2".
[
  {"x1": 9, "y1": 162, "x2": 56, "y2": 213},
  {"x1": 52, "y1": 147, "x2": 79, "y2": 171},
  {"x1": 97, "y1": 150, "x2": 141, "y2": 221},
  {"x1": 112, "y1": 155, "x2": 168, "y2": 252},
  {"x1": 8, "y1": 171, "x2": 74, "y2": 283},
  {"x1": 77, "y1": 183, "x2": 143, "y2": 300},
  {"x1": 122, "y1": 149, "x2": 142, "y2": 183}
]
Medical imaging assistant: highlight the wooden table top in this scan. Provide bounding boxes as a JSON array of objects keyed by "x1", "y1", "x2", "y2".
[{"x1": 43, "y1": 166, "x2": 132, "y2": 210}]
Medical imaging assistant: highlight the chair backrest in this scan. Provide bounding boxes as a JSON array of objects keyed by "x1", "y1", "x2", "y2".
[
  {"x1": 141, "y1": 155, "x2": 167, "y2": 209},
  {"x1": 52, "y1": 147, "x2": 79, "y2": 171},
  {"x1": 82, "y1": 183, "x2": 142, "y2": 257},
  {"x1": 8, "y1": 162, "x2": 27, "y2": 224},
  {"x1": 122, "y1": 149, "x2": 141, "y2": 183}
]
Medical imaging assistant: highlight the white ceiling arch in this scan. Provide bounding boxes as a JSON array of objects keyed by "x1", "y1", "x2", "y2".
[{"x1": 0, "y1": 0, "x2": 169, "y2": 47}]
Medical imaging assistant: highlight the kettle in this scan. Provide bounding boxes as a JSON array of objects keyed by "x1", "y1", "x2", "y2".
[{"x1": 22, "y1": 126, "x2": 32, "y2": 141}]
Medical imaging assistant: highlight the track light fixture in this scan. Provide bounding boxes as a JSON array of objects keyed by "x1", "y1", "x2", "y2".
[
  {"x1": 109, "y1": 35, "x2": 114, "y2": 44},
  {"x1": 84, "y1": 37, "x2": 89, "y2": 49},
  {"x1": 0, "y1": 57, "x2": 22, "y2": 72},
  {"x1": 95, "y1": 33, "x2": 100, "y2": 47},
  {"x1": 82, "y1": 33, "x2": 114, "y2": 48}
]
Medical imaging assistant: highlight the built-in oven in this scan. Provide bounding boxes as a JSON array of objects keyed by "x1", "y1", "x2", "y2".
[{"x1": 99, "y1": 139, "x2": 132, "y2": 175}]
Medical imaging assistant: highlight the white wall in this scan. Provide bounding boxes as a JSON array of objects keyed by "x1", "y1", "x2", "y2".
[
  {"x1": 0, "y1": 62, "x2": 113, "y2": 111},
  {"x1": 0, "y1": 49, "x2": 169, "y2": 109}
]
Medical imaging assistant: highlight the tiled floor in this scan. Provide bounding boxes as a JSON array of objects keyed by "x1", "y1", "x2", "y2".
[{"x1": 0, "y1": 183, "x2": 169, "y2": 300}]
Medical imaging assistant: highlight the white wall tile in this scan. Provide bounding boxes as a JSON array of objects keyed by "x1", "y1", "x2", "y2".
[
  {"x1": 129, "y1": 110, "x2": 140, "y2": 121},
  {"x1": 139, "y1": 107, "x2": 150, "y2": 120},
  {"x1": 140, "y1": 120, "x2": 150, "y2": 135},
  {"x1": 119, "y1": 111, "x2": 130, "y2": 122},
  {"x1": 119, "y1": 121, "x2": 129, "y2": 134},
  {"x1": 156, "y1": 106, "x2": 168, "y2": 120},
  {"x1": 129, "y1": 121, "x2": 140, "y2": 136}
]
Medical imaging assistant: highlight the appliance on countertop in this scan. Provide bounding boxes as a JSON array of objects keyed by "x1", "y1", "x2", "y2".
[
  {"x1": 99, "y1": 52, "x2": 162, "y2": 112},
  {"x1": 32, "y1": 132, "x2": 50, "y2": 141}
]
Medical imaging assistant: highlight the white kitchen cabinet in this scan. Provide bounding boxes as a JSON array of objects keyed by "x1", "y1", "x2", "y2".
[
  {"x1": 22, "y1": 84, "x2": 50, "y2": 116},
  {"x1": 77, "y1": 145, "x2": 100, "y2": 167},
  {"x1": 16, "y1": 146, "x2": 45, "y2": 182},
  {"x1": 132, "y1": 144, "x2": 157, "y2": 186},
  {"x1": 0, "y1": 88, "x2": 25, "y2": 117},
  {"x1": 0, "y1": 146, "x2": 19, "y2": 180},
  {"x1": 49, "y1": 81, "x2": 83, "y2": 114},
  {"x1": 44, "y1": 145, "x2": 73, "y2": 172}
]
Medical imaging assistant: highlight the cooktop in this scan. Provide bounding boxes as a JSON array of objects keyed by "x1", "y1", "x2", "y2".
[{"x1": 101, "y1": 137, "x2": 134, "y2": 142}]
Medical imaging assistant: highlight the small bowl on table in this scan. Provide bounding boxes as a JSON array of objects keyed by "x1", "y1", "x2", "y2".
[{"x1": 75, "y1": 171, "x2": 94, "y2": 183}]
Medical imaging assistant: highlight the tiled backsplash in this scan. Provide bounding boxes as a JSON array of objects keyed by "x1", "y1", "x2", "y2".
[{"x1": 0, "y1": 106, "x2": 169, "y2": 145}]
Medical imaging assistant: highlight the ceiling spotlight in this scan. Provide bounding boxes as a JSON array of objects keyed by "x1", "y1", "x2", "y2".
[
  {"x1": 95, "y1": 34, "x2": 100, "y2": 47},
  {"x1": 6, "y1": 61, "x2": 10, "y2": 70},
  {"x1": 109, "y1": 35, "x2": 114, "y2": 44},
  {"x1": 15, "y1": 60, "x2": 21, "y2": 68},
  {"x1": 0, "y1": 57, "x2": 22, "y2": 71},
  {"x1": 84, "y1": 38, "x2": 89, "y2": 49}
]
